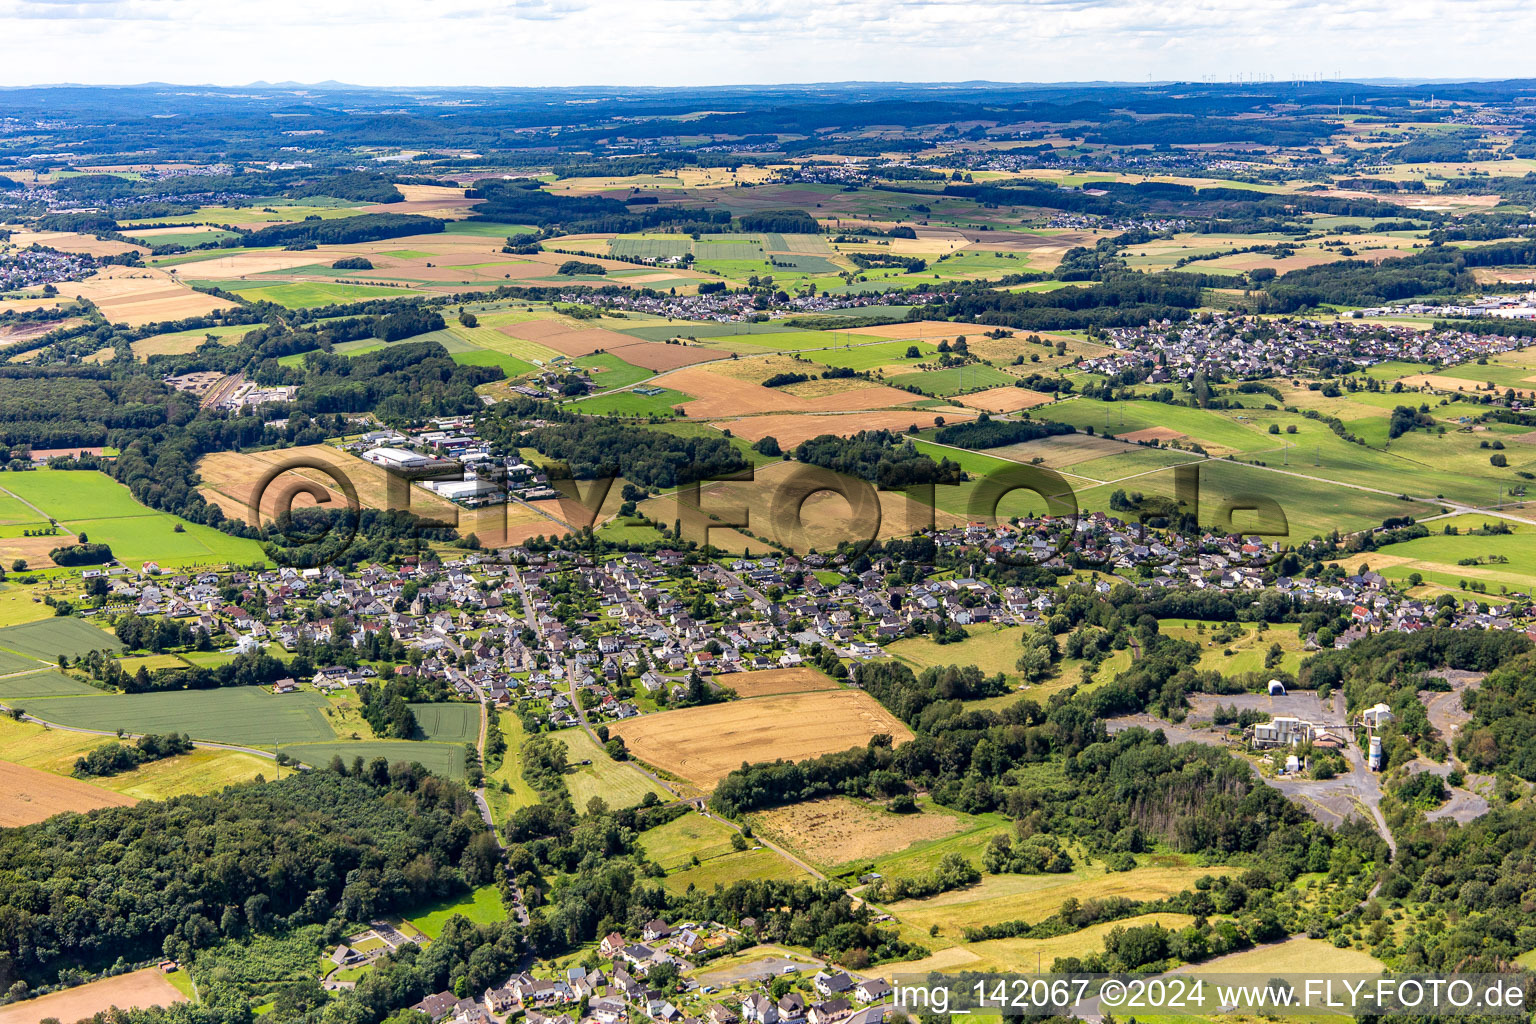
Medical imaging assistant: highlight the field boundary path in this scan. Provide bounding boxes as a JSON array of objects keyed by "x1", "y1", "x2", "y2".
[{"x1": 0, "y1": 483, "x2": 77, "y2": 536}]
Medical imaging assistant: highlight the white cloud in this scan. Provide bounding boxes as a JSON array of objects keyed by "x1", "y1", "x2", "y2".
[{"x1": 0, "y1": 0, "x2": 1531, "y2": 85}]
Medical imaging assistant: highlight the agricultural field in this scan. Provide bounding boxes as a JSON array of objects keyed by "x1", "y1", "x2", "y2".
[
  {"x1": 21, "y1": 688, "x2": 337, "y2": 748},
  {"x1": 0, "y1": 713, "x2": 268, "y2": 798},
  {"x1": 886, "y1": 364, "x2": 1016, "y2": 396},
  {"x1": 0, "y1": 469, "x2": 267, "y2": 570},
  {"x1": 640, "y1": 810, "x2": 744, "y2": 870},
  {"x1": 407, "y1": 702, "x2": 481, "y2": 744},
  {"x1": 886, "y1": 624, "x2": 1027, "y2": 682},
  {"x1": 657, "y1": 845, "x2": 809, "y2": 894},
  {"x1": 885, "y1": 855, "x2": 1223, "y2": 937},
  {"x1": 610, "y1": 690, "x2": 914, "y2": 789},
  {"x1": 928, "y1": 912, "x2": 1199, "y2": 975},
  {"x1": 552, "y1": 727, "x2": 671, "y2": 808},
  {"x1": 58, "y1": 265, "x2": 236, "y2": 326},
  {"x1": 1344, "y1": 514, "x2": 1536, "y2": 594},
  {"x1": 721, "y1": 667, "x2": 841, "y2": 697},
  {"x1": 283, "y1": 741, "x2": 468, "y2": 779},
  {"x1": 129, "y1": 322, "x2": 256, "y2": 358},
  {"x1": 748, "y1": 796, "x2": 969, "y2": 870},
  {"x1": 0, "y1": 617, "x2": 122, "y2": 660},
  {"x1": 1181, "y1": 935, "x2": 1384, "y2": 976},
  {"x1": 0, "y1": 670, "x2": 106, "y2": 699},
  {"x1": 0, "y1": 968, "x2": 186, "y2": 1024},
  {"x1": 0, "y1": 760, "x2": 137, "y2": 826}
]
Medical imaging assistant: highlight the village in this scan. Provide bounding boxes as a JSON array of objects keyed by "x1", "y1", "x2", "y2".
[
  {"x1": 364, "y1": 915, "x2": 904, "y2": 1024},
  {"x1": 1080, "y1": 313, "x2": 1536, "y2": 383},
  {"x1": 88, "y1": 468, "x2": 1515, "y2": 741}
]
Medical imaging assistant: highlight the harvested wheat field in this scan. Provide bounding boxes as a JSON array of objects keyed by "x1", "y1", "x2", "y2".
[
  {"x1": 64, "y1": 267, "x2": 235, "y2": 327},
  {"x1": 634, "y1": 492, "x2": 774, "y2": 556},
  {"x1": 842, "y1": 320, "x2": 1001, "y2": 340},
  {"x1": 459, "y1": 502, "x2": 573, "y2": 546},
  {"x1": 1398, "y1": 374, "x2": 1534, "y2": 399},
  {"x1": 953, "y1": 386, "x2": 1055, "y2": 413},
  {"x1": 611, "y1": 690, "x2": 913, "y2": 789},
  {"x1": 711, "y1": 410, "x2": 967, "y2": 446},
  {"x1": 751, "y1": 796, "x2": 966, "y2": 866},
  {"x1": 197, "y1": 446, "x2": 459, "y2": 526},
  {"x1": 723, "y1": 667, "x2": 841, "y2": 697},
  {"x1": 167, "y1": 252, "x2": 330, "y2": 278},
  {"x1": 605, "y1": 341, "x2": 720, "y2": 372},
  {"x1": 1117, "y1": 426, "x2": 1188, "y2": 443},
  {"x1": 0, "y1": 968, "x2": 186, "y2": 1024},
  {"x1": 358, "y1": 184, "x2": 484, "y2": 218},
  {"x1": 498, "y1": 324, "x2": 636, "y2": 358},
  {"x1": 665, "y1": 366, "x2": 924, "y2": 419},
  {"x1": 7, "y1": 230, "x2": 145, "y2": 258},
  {"x1": 0, "y1": 762, "x2": 137, "y2": 826},
  {"x1": 0, "y1": 535, "x2": 62, "y2": 570}
]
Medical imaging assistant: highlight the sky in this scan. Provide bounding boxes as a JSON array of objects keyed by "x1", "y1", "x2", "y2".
[{"x1": 1, "y1": 0, "x2": 1534, "y2": 88}]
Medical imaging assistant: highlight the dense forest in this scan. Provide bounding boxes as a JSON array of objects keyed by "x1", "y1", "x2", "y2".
[
  {"x1": 0, "y1": 770, "x2": 493, "y2": 990},
  {"x1": 793, "y1": 431, "x2": 964, "y2": 489},
  {"x1": 497, "y1": 411, "x2": 748, "y2": 489},
  {"x1": 242, "y1": 214, "x2": 444, "y2": 248}
]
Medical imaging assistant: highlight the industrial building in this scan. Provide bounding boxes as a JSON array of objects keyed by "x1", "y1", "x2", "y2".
[{"x1": 364, "y1": 447, "x2": 432, "y2": 470}]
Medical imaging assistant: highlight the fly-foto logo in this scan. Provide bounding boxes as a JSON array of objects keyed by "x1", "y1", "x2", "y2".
[{"x1": 248, "y1": 452, "x2": 1291, "y2": 568}]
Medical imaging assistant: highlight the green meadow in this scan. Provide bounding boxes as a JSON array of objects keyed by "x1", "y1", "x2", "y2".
[
  {"x1": 19, "y1": 688, "x2": 337, "y2": 747},
  {"x1": 0, "y1": 617, "x2": 124, "y2": 660},
  {"x1": 197, "y1": 281, "x2": 410, "y2": 307}
]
